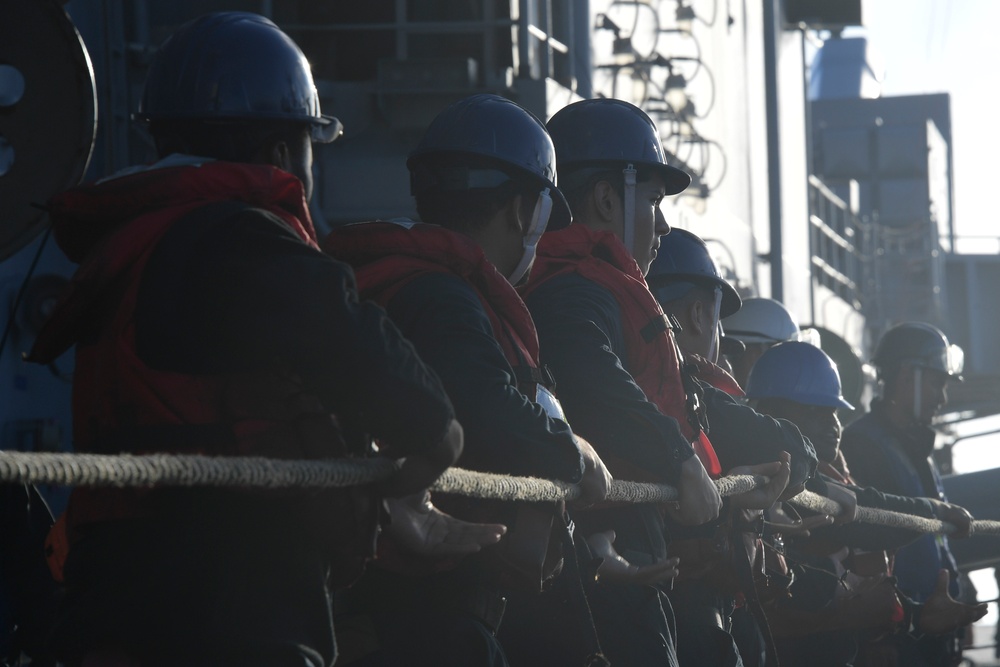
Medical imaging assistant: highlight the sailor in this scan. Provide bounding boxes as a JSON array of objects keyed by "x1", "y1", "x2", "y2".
[
  {"x1": 750, "y1": 340, "x2": 986, "y2": 666},
  {"x1": 26, "y1": 12, "x2": 473, "y2": 666},
  {"x1": 514, "y1": 98, "x2": 726, "y2": 666},
  {"x1": 324, "y1": 93, "x2": 611, "y2": 666},
  {"x1": 648, "y1": 225, "x2": 823, "y2": 666},
  {"x1": 841, "y1": 323, "x2": 979, "y2": 666}
]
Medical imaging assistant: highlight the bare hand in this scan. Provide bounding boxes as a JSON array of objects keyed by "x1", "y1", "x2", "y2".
[
  {"x1": 384, "y1": 490, "x2": 507, "y2": 556},
  {"x1": 380, "y1": 419, "x2": 463, "y2": 498},
  {"x1": 918, "y1": 569, "x2": 989, "y2": 635},
  {"x1": 766, "y1": 502, "x2": 834, "y2": 538},
  {"x1": 587, "y1": 530, "x2": 680, "y2": 585},
  {"x1": 822, "y1": 481, "x2": 858, "y2": 524},
  {"x1": 571, "y1": 435, "x2": 612, "y2": 508},
  {"x1": 930, "y1": 500, "x2": 974, "y2": 539},
  {"x1": 667, "y1": 454, "x2": 723, "y2": 526},
  {"x1": 729, "y1": 451, "x2": 791, "y2": 511},
  {"x1": 833, "y1": 574, "x2": 903, "y2": 633}
]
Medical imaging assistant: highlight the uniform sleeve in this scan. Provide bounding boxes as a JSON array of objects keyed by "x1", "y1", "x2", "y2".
[
  {"x1": 134, "y1": 209, "x2": 455, "y2": 457},
  {"x1": 525, "y1": 274, "x2": 694, "y2": 484},
  {"x1": 839, "y1": 424, "x2": 894, "y2": 492},
  {"x1": 851, "y1": 483, "x2": 937, "y2": 518},
  {"x1": 804, "y1": 475, "x2": 935, "y2": 552},
  {"x1": 384, "y1": 272, "x2": 584, "y2": 483},
  {"x1": 700, "y1": 384, "x2": 818, "y2": 489}
]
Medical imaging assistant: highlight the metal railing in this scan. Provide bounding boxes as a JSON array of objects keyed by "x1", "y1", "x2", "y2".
[
  {"x1": 277, "y1": 0, "x2": 579, "y2": 92},
  {"x1": 807, "y1": 175, "x2": 871, "y2": 310}
]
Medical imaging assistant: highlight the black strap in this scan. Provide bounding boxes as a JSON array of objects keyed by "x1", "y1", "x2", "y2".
[
  {"x1": 733, "y1": 526, "x2": 781, "y2": 667},
  {"x1": 512, "y1": 363, "x2": 557, "y2": 391},
  {"x1": 558, "y1": 515, "x2": 611, "y2": 667},
  {"x1": 680, "y1": 362, "x2": 711, "y2": 435},
  {"x1": 640, "y1": 313, "x2": 681, "y2": 343}
]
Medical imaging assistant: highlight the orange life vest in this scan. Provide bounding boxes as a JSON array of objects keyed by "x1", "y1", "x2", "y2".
[{"x1": 522, "y1": 224, "x2": 721, "y2": 477}]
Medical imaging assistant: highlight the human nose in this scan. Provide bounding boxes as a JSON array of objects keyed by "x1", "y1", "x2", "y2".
[{"x1": 655, "y1": 207, "x2": 670, "y2": 236}]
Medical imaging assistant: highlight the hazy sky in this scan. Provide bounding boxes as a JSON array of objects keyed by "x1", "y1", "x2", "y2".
[{"x1": 848, "y1": 1, "x2": 1000, "y2": 249}]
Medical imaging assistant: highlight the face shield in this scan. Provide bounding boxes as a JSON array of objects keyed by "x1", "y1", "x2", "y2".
[
  {"x1": 507, "y1": 187, "x2": 553, "y2": 286},
  {"x1": 938, "y1": 344, "x2": 965, "y2": 378},
  {"x1": 912, "y1": 343, "x2": 964, "y2": 424},
  {"x1": 795, "y1": 327, "x2": 823, "y2": 348},
  {"x1": 310, "y1": 116, "x2": 344, "y2": 144}
]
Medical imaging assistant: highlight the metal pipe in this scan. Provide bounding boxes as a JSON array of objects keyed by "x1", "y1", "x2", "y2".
[{"x1": 763, "y1": 0, "x2": 783, "y2": 301}]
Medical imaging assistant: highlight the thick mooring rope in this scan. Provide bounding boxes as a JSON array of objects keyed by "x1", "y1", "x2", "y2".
[
  {"x1": 0, "y1": 450, "x2": 761, "y2": 504},
  {"x1": 1, "y1": 450, "x2": 998, "y2": 537},
  {"x1": 789, "y1": 489, "x2": 1000, "y2": 537}
]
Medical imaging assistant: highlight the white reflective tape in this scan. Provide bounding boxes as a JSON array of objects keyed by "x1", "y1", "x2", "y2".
[
  {"x1": 708, "y1": 286, "x2": 723, "y2": 362},
  {"x1": 535, "y1": 385, "x2": 567, "y2": 422}
]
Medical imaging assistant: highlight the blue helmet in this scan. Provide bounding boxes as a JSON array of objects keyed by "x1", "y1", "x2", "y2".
[
  {"x1": 745, "y1": 341, "x2": 855, "y2": 409},
  {"x1": 546, "y1": 98, "x2": 691, "y2": 195},
  {"x1": 646, "y1": 227, "x2": 741, "y2": 318},
  {"x1": 407, "y1": 93, "x2": 571, "y2": 230},
  {"x1": 138, "y1": 12, "x2": 342, "y2": 143}
]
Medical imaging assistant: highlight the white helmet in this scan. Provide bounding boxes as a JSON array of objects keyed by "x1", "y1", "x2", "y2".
[{"x1": 722, "y1": 297, "x2": 816, "y2": 345}]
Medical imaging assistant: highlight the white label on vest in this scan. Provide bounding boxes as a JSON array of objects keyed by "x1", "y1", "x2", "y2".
[{"x1": 535, "y1": 385, "x2": 567, "y2": 422}]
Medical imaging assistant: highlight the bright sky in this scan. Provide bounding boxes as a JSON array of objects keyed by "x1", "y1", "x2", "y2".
[
  {"x1": 846, "y1": 1, "x2": 1000, "y2": 473},
  {"x1": 846, "y1": 2, "x2": 1000, "y2": 473},
  {"x1": 848, "y1": 0, "x2": 1000, "y2": 251}
]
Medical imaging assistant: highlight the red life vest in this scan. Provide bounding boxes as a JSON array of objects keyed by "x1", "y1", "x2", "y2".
[
  {"x1": 522, "y1": 224, "x2": 721, "y2": 477},
  {"x1": 28, "y1": 163, "x2": 349, "y2": 532},
  {"x1": 325, "y1": 221, "x2": 565, "y2": 589},
  {"x1": 685, "y1": 352, "x2": 746, "y2": 398},
  {"x1": 325, "y1": 221, "x2": 550, "y2": 389}
]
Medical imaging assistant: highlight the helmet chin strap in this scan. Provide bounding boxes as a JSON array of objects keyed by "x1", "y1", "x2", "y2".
[
  {"x1": 707, "y1": 287, "x2": 723, "y2": 363},
  {"x1": 912, "y1": 365, "x2": 923, "y2": 425},
  {"x1": 622, "y1": 163, "x2": 637, "y2": 261},
  {"x1": 507, "y1": 188, "x2": 552, "y2": 286}
]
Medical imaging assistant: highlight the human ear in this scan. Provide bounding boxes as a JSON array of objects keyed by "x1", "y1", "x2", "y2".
[
  {"x1": 593, "y1": 180, "x2": 617, "y2": 224},
  {"x1": 266, "y1": 140, "x2": 291, "y2": 171},
  {"x1": 690, "y1": 299, "x2": 705, "y2": 336}
]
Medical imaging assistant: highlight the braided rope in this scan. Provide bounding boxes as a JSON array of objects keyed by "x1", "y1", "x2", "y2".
[
  {"x1": 791, "y1": 490, "x2": 952, "y2": 533},
  {"x1": 2, "y1": 450, "x2": 999, "y2": 537},
  {"x1": 789, "y1": 490, "x2": 1000, "y2": 537},
  {"x1": 0, "y1": 450, "x2": 754, "y2": 503},
  {"x1": 0, "y1": 450, "x2": 398, "y2": 489},
  {"x1": 434, "y1": 465, "x2": 766, "y2": 504}
]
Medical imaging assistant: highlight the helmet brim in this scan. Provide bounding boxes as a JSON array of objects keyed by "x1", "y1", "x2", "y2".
[
  {"x1": 559, "y1": 159, "x2": 691, "y2": 196},
  {"x1": 655, "y1": 163, "x2": 693, "y2": 196},
  {"x1": 647, "y1": 273, "x2": 741, "y2": 317}
]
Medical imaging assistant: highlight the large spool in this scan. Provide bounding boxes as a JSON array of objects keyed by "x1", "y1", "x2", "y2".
[{"x1": 0, "y1": 0, "x2": 97, "y2": 260}]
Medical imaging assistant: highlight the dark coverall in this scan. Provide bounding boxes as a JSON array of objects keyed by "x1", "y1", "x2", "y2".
[
  {"x1": 771, "y1": 470, "x2": 941, "y2": 667},
  {"x1": 28, "y1": 161, "x2": 456, "y2": 667},
  {"x1": 841, "y1": 398, "x2": 964, "y2": 667},
  {"x1": 0, "y1": 484, "x2": 59, "y2": 666},
  {"x1": 325, "y1": 223, "x2": 585, "y2": 667},
  {"x1": 671, "y1": 382, "x2": 819, "y2": 667},
  {"x1": 507, "y1": 270, "x2": 696, "y2": 667}
]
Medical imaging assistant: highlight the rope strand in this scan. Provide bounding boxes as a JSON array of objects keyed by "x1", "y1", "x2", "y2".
[{"x1": 2, "y1": 450, "x2": 997, "y2": 537}]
